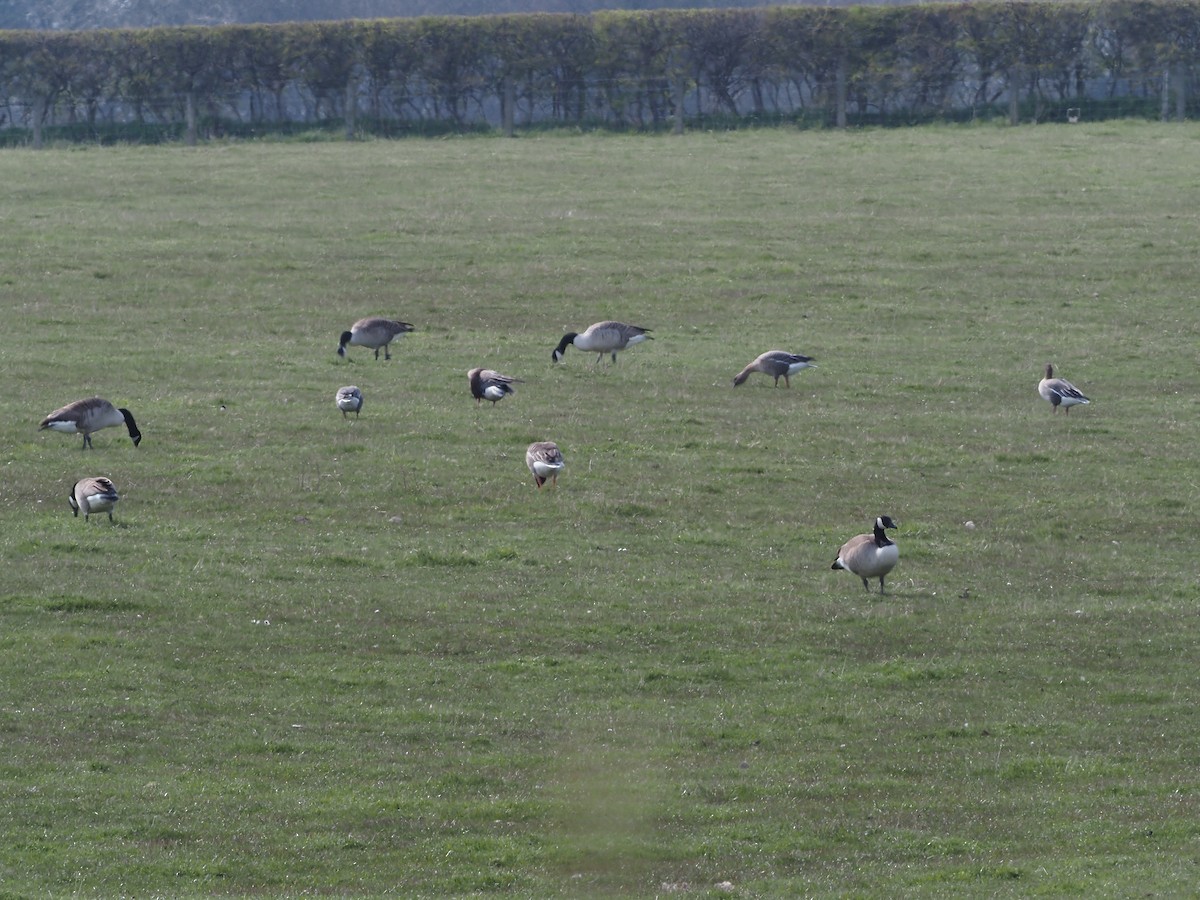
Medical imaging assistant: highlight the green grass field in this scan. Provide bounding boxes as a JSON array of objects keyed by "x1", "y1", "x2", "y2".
[{"x1": 2, "y1": 121, "x2": 1198, "y2": 897}]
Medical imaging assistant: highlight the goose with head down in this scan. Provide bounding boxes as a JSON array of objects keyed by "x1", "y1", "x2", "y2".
[
  {"x1": 335, "y1": 385, "x2": 363, "y2": 418},
  {"x1": 69, "y1": 476, "x2": 120, "y2": 522},
  {"x1": 40, "y1": 398, "x2": 141, "y2": 450},
  {"x1": 468, "y1": 368, "x2": 523, "y2": 406},
  {"x1": 337, "y1": 317, "x2": 414, "y2": 361},
  {"x1": 733, "y1": 350, "x2": 817, "y2": 387},
  {"x1": 552, "y1": 321, "x2": 651, "y2": 366},
  {"x1": 525, "y1": 441, "x2": 565, "y2": 488}
]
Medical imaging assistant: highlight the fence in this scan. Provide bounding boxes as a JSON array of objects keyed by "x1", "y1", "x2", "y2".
[{"x1": 1, "y1": 4, "x2": 1197, "y2": 146}]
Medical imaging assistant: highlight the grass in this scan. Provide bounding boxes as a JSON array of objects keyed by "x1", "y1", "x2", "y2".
[{"x1": 1, "y1": 119, "x2": 1199, "y2": 896}]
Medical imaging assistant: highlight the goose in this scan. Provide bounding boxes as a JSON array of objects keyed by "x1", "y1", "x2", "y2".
[
  {"x1": 831, "y1": 515, "x2": 899, "y2": 594},
  {"x1": 468, "y1": 368, "x2": 522, "y2": 406},
  {"x1": 39, "y1": 398, "x2": 141, "y2": 449},
  {"x1": 526, "y1": 441, "x2": 565, "y2": 488},
  {"x1": 69, "y1": 476, "x2": 120, "y2": 522},
  {"x1": 337, "y1": 317, "x2": 414, "y2": 360},
  {"x1": 733, "y1": 350, "x2": 817, "y2": 387},
  {"x1": 552, "y1": 321, "x2": 651, "y2": 366},
  {"x1": 1038, "y1": 364, "x2": 1090, "y2": 414},
  {"x1": 335, "y1": 385, "x2": 363, "y2": 418}
]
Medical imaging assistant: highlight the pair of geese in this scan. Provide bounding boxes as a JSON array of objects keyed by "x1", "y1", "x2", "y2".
[
  {"x1": 831, "y1": 367, "x2": 1090, "y2": 593},
  {"x1": 334, "y1": 367, "x2": 525, "y2": 418},
  {"x1": 335, "y1": 317, "x2": 655, "y2": 368},
  {"x1": 830, "y1": 367, "x2": 1090, "y2": 593}
]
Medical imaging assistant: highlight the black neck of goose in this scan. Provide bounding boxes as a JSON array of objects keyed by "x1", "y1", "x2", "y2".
[
  {"x1": 873, "y1": 524, "x2": 893, "y2": 547},
  {"x1": 120, "y1": 409, "x2": 142, "y2": 444}
]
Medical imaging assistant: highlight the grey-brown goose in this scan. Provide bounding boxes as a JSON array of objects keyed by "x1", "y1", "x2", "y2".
[
  {"x1": 733, "y1": 350, "x2": 817, "y2": 387},
  {"x1": 337, "y1": 317, "x2": 414, "y2": 360},
  {"x1": 468, "y1": 368, "x2": 522, "y2": 406},
  {"x1": 552, "y1": 321, "x2": 651, "y2": 365},
  {"x1": 1038, "y1": 364, "x2": 1090, "y2": 414},
  {"x1": 831, "y1": 516, "x2": 899, "y2": 594},
  {"x1": 69, "y1": 476, "x2": 120, "y2": 522},
  {"x1": 39, "y1": 398, "x2": 141, "y2": 449},
  {"x1": 335, "y1": 385, "x2": 363, "y2": 418},
  {"x1": 525, "y1": 441, "x2": 565, "y2": 488}
]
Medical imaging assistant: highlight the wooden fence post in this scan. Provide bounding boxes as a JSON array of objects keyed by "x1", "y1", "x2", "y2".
[
  {"x1": 185, "y1": 91, "x2": 197, "y2": 146},
  {"x1": 1175, "y1": 64, "x2": 1186, "y2": 121},
  {"x1": 503, "y1": 77, "x2": 515, "y2": 137},
  {"x1": 1008, "y1": 68, "x2": 1020, "y2": 125},
  {"x1": 31, "y1": 95, "x2": 45, "y2": 149},
  {"x1": 344, "y1": 77, "x2": 357, "y2": 139},
  {"x1": 835, "y1": 55, "x2": 847, "y2": 129},
  {"x1": 673, "y1": 72, "x2": 685, "y2": 135}
]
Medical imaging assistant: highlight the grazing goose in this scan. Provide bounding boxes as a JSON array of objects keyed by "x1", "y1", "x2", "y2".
[
  {"x1": 335, "y1": 385, "x2": 363, "y2": 418},
  {"x1": 39, "y1": 398, "x2": 141, "y2": 449},
  {"x1": 1038, "y1": 364, "x2": 1090, "y2": 414},
  {"x1": 552, "y1": 321, "x2": 651, "y2": 366},
  {"x1": 526, "y1": 441, "x2": 565, "y2": 488},
  {"x1": 831, "y1": 515, "x2": 899, "y2": 594},
  {"x1": 69, "y1": 476, "x2": 120, "y2": 522},
  {"x1": 337, "y1": 317, "x2": 415, "y2": 360},
  {"x1": 468, "y1": 368, "x2": 522, "y2": 406},
  {"x1": 733, "y1": 350, "x2": 817, "y2": 387}
]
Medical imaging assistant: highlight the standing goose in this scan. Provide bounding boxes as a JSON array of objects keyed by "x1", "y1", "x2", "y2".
[
  {"x1": 39, "y1": 398, "x2": 142, "y2": 449},
  {"x1": 337, "y1": 317, "x2": 415, "y2": 361},
  {"x1": 831, "y1": 515, "x2": 899, "y2": 594},
  {"x1": 69, "y1": 476, "x2": 120, "y2": 522},
  {"x1": 733, "y1": 350, "x2": 817, "y2": 387},
  {"x1": 526, "y1": 441, "x2": 565, "y2": 488},
  {"x1": 468, "y1": 368, "x2": 523, "y2": 406},
  {"x1": 1038, "y1": 364, "x2": 1090, "y2": 414},
  {"x1": 552, "y1": 321, "x2": 651, "y2": 366},
  {"x1": 335, "y1": 385, "x2": 363, "y2": 418}
]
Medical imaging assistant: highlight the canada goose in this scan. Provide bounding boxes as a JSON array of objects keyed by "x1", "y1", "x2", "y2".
[
  {"x1": 526, "y1": 441, "x2": 565, "y2": 488},
  {"x1": 69, "y1": 476, "x2": 119, "y2": 522},
  {"x1": 39, "y1": 398, "x2": 141, "y2": 449},
  {"x1": 335, "y1": 385, "x2": 363, "y2": 418},
  {"x1": 337, "y1": 317, "x2": 414, "y2": 360},
  {"x1": 552, "y1": 321, "x2": 651, "y2": 365},
  {"x1": 831, "y1": 515, "x2": 899, "y2": 594},
  {"x1": 468, "y1": 368, "x2": 522, "y2": 406},
  {"x1": 733, "y1": 350, "x2": 817, "y2": 387},
  {"x1": 1038, "y1": 364, "x2": 1090, "y2": 414}
]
